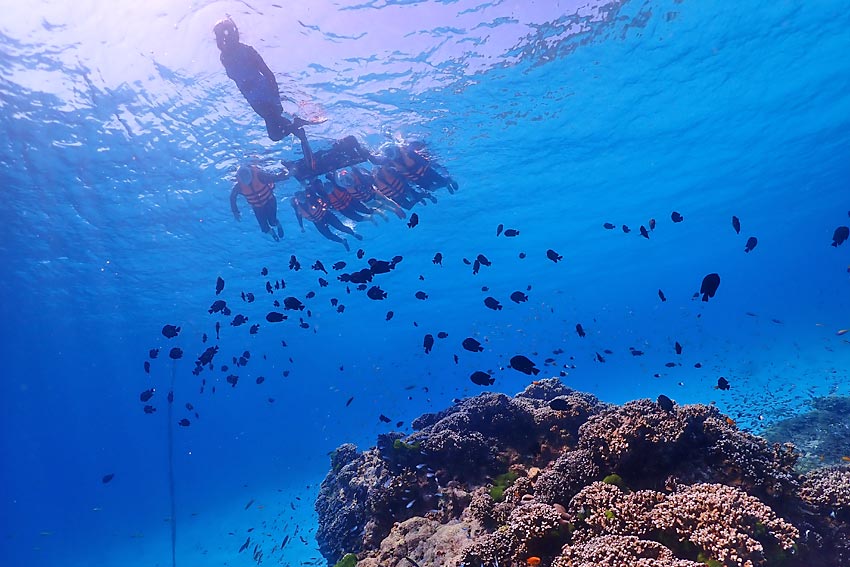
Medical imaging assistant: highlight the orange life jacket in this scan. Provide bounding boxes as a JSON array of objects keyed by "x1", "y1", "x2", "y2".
[
  {"x1": 341, "y1": 170, "x2": 375, "y2": 201},
  {"x1": 297, "y1": 193, "x2": 327, "y2": 222},
  {"x1": 394, "y1": 148, "x2": 430, "y2": 182},
  {"x1": 373, "y1": 167, "x2": 405, "y2": 199},
  {"x1": 326, "y1": 186, "x2": 353, "y2": 211},
  {"x1": 238, "y1": 166, "x2": 274, "y2": 208}
]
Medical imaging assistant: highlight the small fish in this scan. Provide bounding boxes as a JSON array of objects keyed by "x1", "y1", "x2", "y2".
[
  {"x1": 467, "y1": 370, "x2": 493, "y2": 386},
  {"x1": 265, "y1": 281, "x2": 274, "y2": 294},
  {"x1": 836, "y1": 329, "x2": 848, "y2": 336},
  {"x1": 143, "y1": 405, "x2": 156, "y2": 414},
  {"x1": 208, "y1": 300, "x2": 227, "y2": 314},
  {"x1": 249, "y1": 324, "x2": 259, "y2": 335},
  {"x1": 432, "y1": 252, "x2": 443, "y2": 265},
  {"x1": 261, "y1": 267, "x2": 268, "y2": 276},
  {"x1": 744, "y1": 236, "x2": 758, "y2": 253},
  {"x1": 407, "y1": 213, "x2": 419, "y2": 228},
  {"x1": 472, "y1": 259, "x2": 480, "y2": 275},
  {"x1": 283, "y1": 297, "x2": 305, "y2": 311},
  {"x1": 143, "y1": 361, "x2": 150, "y2": 374},
  {"x1": 332, "y1": 261, "x2": 346, "y2": 270},
  {"x1": 526, "y1": 557, "x2": 541, "y2": 567},
  {"x1": 462, "y1": 337, "x2": 484, "y2": 352},
  {"x1": 603, "y1": 222, "x2": 615, "y2": 230},
  {"x1": 289, "y1": 255, "x2": 301, "y2": 271},
  {"x1": 356, "y1": 248, "x2": 365, "y2": 259},
  {"x1": 518, "y1": 252, "x2": 526, "y2": 259},
  {"x1": 178, "y1": 418, "x2": 191, "y2": 427},
  {"x1": 649, "y1": 218, "x2": 656, "y2": 231},
  {"x1": 346, "y1": 396, "x2": 354, "y2": 407},
  {"x1": 548, "y1": 398, "x2": 569, "y2": 411},
  {"x1": 629, "y1": 347, "x2": 644, "y2": 356},
  {"x1": 476, "y1": 254, "x2": 492, "y2": 267},
  {"x1": 664, "y1": 362, "x2": 677, "y2": 368},
  {"x1": 215, "y1": 276, "x2": 225, "y2": 295},
  {"x1": 496, "y1": 224, "x2": 504, "y2": 236},
  {"x1": 715, "y1": 376, "x2": 731, "y2": 390},
  {"x1": 622, "y1": 224, "x2": 631, "y2": 233},
  {"x1": 484, "y1": 297, "x2": 502, "y2": 310},
  {"x1": 161, "y1": 324, "x2": 181, "y2": 339},
  {"x1": 149, "y1": 348, "x2": 159, "y2": 359},
  {"x1": 437, "y1": 331, "x2": 448, "y2": 339},
  {"x1": 595, "y1": 351, "x2": 606, "y2": 363},
  {"x1": 657, "y1": 394, "x2": 674, "y2": 412},
  {"x1": 378, "y1": 414, "x2": 391, "y2": 423},
  {"x1": 575, "y1": 323, "x2": 586, "y2": 338},
  {"x1": 510, "y1": 291, "x2": 528, "y2": 303},
  {"x1": 239, "y1": 537, "x2": 250, "y2": 553},
  {"x1": 244, "y1": 499, "x2": 255, "y2": 510},
  {"x1": 231, "y1": 314, "x2": 248, "y2": 326},
  {"x1": 415, "y1": 291, "x2": 429, "y2": 300},
  {"x1": 255, "y1": 376, "x2": 264, "y2": 384},
  {"x1": 831, "y1": 226, "x2": 849, "y2": 247},
  {"x1": 732, "y1": 215, "x2": 741, "y2": 234},
  {"x1": 546, "y1": 249, "x2": 563, "y2": 263},
  {"x1": 675, "y1": 341, "x2": 683, "y2": 355},
  {"x1": 169, "y1": 347, "x2": 183, "y2": 360},
  {"x1": 503, "y1": 228, "x2": 519, "y2": 237},
  {"x1": 509, "y1": 355, "x2": 540, "y2": 375},
  {"x1": 671, "y1": 211, "x2": 684, "y2": 223},
  {"x1": 102, "y1": 473, "x2": 115, "y2": 484},
  {"x1": 639, "y1": 225, "x2": 649, "y2": 239},
  {"x1": 226, "y1": 375, "x2": 239, "y2": 387},
  {"x1": 423, "y1": 334, "x2": 434, "y2": 354},
  {"x1": 700, "y1": 273, "x2": 721, "y2": 302},
  {"x1": 367, "y1": 286, "x2": 387, "y2": 300},
  {"x1": 386, "y1": 311, "x2": 394, "y2": 321},
  {"x1": 658, "y1": 289, "x2": 667, "y2": 302},
  {"x1": 305, "y1": 291, "x2": 316, "y2": 299}
]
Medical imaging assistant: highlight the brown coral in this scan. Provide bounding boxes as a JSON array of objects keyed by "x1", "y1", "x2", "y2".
[
  {"x1": 555, "y1": 534, "x2": 704, "y2": 567},
  {"x1": 800, "y1": 466, "x2": 850, "y2": 512}
]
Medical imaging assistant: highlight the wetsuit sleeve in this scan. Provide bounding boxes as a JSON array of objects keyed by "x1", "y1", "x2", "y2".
[{"x1": 230, "y1": 184, "x2": 241, "y2": 217}]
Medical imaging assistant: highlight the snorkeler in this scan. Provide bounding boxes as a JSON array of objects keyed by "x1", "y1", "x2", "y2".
[
  {"x1": 371, "y1": 142, "x2": 458, "y2": 194},
  {"x1": 213, "y1": 17, "x2": 316, "y2": 167},
  {"x1": 230, "y1": 164, "x2": 288, "y2": 241},
  {"x1": 330, "y1": 166, "x2": 406, "y2": 220},
  {"x1": 291, "y1": 180, "x2": 364, "y2": 251}
]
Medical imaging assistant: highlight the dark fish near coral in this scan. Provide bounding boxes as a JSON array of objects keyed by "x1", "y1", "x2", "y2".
[
  {"x1": 548, "y1": 398, "x2": 569, "y2": 411},
  {"x1": 832, "y1": 226, "x2": 849, "y2": 247},
  {"x1": 312, "y1": 260, "x2": 327, "y2": 273},
  {"x1": 462, "y1": 338, "x2": 484, "y2": 352},
  {"x1": 102, "y1": 473, "x2": 115, "y2": 484},
  {"x1": 386, "y1": 311, "x2": 394, "y2": 321},
  {"x1": 484, "y1": 297, "x2": 502, "y2": 310},
  {"x1": 639, "y1": 225, "x2": 649, "y2": 239},
  {"x1": 432, "y1": 253, "x2": 442, "y2": 265},
  {"x1": 169, "y1": 348, "x2": 183, "y2": 360},
  {"x1": 178, "y1": 418, "x2": 190, "y2": 427},
  {"x1": 503, "y1": 228, "x2": 520, "y2": 237},
  {"x1": 744, "y1": 236, "x2": 758, "y2": 253},
  {"x1": 208, "y1": 300, "x2": 227, "y2": 314},
  {"x1": 415, "y1": 291, "x2": 429, "y2": 300},
  {"x1": 658, "y1": 289, "x2": 667, "y2": 302},
  {"x1": 289, "y1": 255, "x2": 301, "y2": 271},
  {"x1": 283, "y1": 297, "x2": 305, "y2": 311},
  {"x1": 407, "y1": 213, "x2": 419, "y2": 228},
  {"x1": 700, "y1": 273, "x2": 720, "y2": 302},
  {"x1": 675, "y1": 341, "x2": 683, "y2": 355},
  {"x1": 715, "y1": 376, "x2": 731, "y2": 390},
  {"x1": 215, "y1": 276, "x2": 225, "y2": 295},
  {"x1": 378, "y1": 414, "x2": 391, "y2": 423},
  {"x1": 732, "y1": 215, "x2": 741, "y2": 234},
  {"x1": 161, "y1": 324, "x2": 180, "y2": 339},
  {"x1": 603, "y1": 222, "x2": 615, "y2": 230},
  {"x1": 510, "y1": 291, "x2": 528, "y2": 303},
  {"x1": 546, "y1": 249, "x2": 562, "y2": 263},
  {"x1": 368, "y1": 259, "x2": 394, "y2": 275},
  {"x1": 367, "y1": 286, "x2": 387, "y2": 300},
  {"x1": 496, "y1": 224, "x2": 504, "y2": 236},
  {"x1": 657, "y1": 394, "x2": 674, "y2": 412},
  {"x1": 423, "y1": 334, "x2": 434, "y2": 354},
  {"x1": 470, "y1": 371, "x2": 494, "y2": 386},
  {"x1": 575, "y1": 323, "x2": 586, "y2": 338},
  {"x1": 509, "y1": 355, "x2": 540, "y2": 375},
  {"x1": 671, "y1": 211, "x2": 684, "y2": 223}
]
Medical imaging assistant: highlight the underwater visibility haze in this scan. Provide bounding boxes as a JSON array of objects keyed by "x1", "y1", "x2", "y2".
[{"x1": 1, "y1": 1, "x2": 850, "y2": 566}]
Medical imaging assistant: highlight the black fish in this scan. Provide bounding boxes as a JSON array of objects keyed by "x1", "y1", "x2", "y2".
[
  {"x1": 603, "y1": 222, "x2": 615, "y2": 230},
  {"x1": 671, "y1": 211, "x2": 684, "y2": 223},
  {"x1": 149, "y1": 348, "x2": 159, "y2": 359},
  {"x1": 744, "y1": 236, "x2": 758, "y2": 253},
  {"x1": 462, "y1": 258, "x2": 471, "y2": 265},
  {"x1": 367, "y1": 286, "x2": 387, "y2": 300},
  {"x1": 369, "y1": 259, "x2": 395, "y2": 274},
  {"x1": 143, "y1": 405, "x2": 156, "y2": 414},
  {"x1": 266, "y1": 281, "x2": 273, "y2": 294},
  {"x1": 639, "y1": 225, "x2": 649, "y2": 239},
  {"x1": 356, "y1": 248, "x2": 365, "y2": 259},
  {"x1": 143, "y1": 361, "x2": 150, "y2": 373},
  {"x1": 575, "y1": 323, "x2": 586, "y2": 338},
  {"x1": 169, "y1": 348, "x2": 183, "y2": 360},
  {"x1": 407, "y1": 213, "x2": 419, "y2": 228},
  {"x1": 423, "y1": 334, "x2": 434, "y2": 354},
  {"x1": 310, "y1": 260, "x2": 327, "y2": 274},
  {"x1": 437, "y1": 331, "x2": 448, "y2": 339},
  {"x1": 470, "y1": 371, "x2": 494, "y2": 386},
  {"x1": 415, "y1": 291, "x2": 429, "y2": 300},
  {"x1": 674, "y1": 341, "x2": 683, "y2": 355},
  {"x1": 208, "y1": 300, "x2": 227, "y2": 314},
  {"x1": 306, "y1": 291, "x2": 316, "y2": 299},
  {"x1": 546, "y1": 249, "x2": 562, "y2": 263},
  {"x1": 476, "y1": 254, "x2": 491, "y2": 267},
  {"x1": 385, "y1": 311, "x2": 394, "y2": 321},
  {"x1": 249, "y1": 324, "x2": 259, "y2": 335},
  {"x1": 715, "y1": 376, "x2": 731, "y2": 390},
  {"x1": 732, "y1": 215, "x2": 741, "y2": 234},
  {"x1": 289, "y1": 255, "x2": 301, "y2": 271},
  {"x1": 231, "y1": 314, "x2": 248, "y2": 326},
  {"x1": 510, "y1": 291, "x2": 528, "y2": 303},
  {"x1": 700, "y1": 273, "x2": 720, "y2": 302},
  {"x1": 178, "y1": 418, "x2": 190, "y2": 427},
  {"x1": 432, "y1": 253, "x2": 443, "y2": 265},
  {"x1": 629, "y1": 347, "x2": 644, "y2": 356},
  {"x1": 332, "y1": 261, "x2": 346, "y2": 270},
  {"x1": 215, "y1": 322, "x2": 220, "y2": 339},
  {"x1": 484, "y1": 297, "x2": 502, "y2": 310},
  {"x1": 226, "y1": 375, "x2": 238, "y2": 387},
  {"x1": 658, "y1": 289, "x2": 667, "y2": 302},
  {"x1": 239, "y1": 537, "x2": 250, "y2": 553},
  {"x1": 245, "y1": 292, "x2": 255, "y2": 303},
  {"x1": 622, "y1": 225, "x2": 631, "y2": 233},
  {"x1": 345, "y1": 396, "x2": 354, "y2": 407},
  {"x1": 284, "y1": 297, "x2": 305, "y2": 311},
  {"x1": 337, "y1": 304, "x2": 345, "y2": 313},
  {"x1": 472, "y1": 259, "x2": 480, "y2": 275},
  {"x1": 102, "y1": 473, "x2": 115, "y2": 484},
  {"x1": 496, "y1": 224, "x2": 504, "y2": 236},
  {"x1": 215, "y1": 276, "x2": 225, "y2": 295},
  {"x1": 657, "y1": 394, "x2": 674, "y2": 412},
  {"x1": 161, "y1": 324, "x2": 180, "y2": 339},
  {"x1": 509, "y1": 355, "x2": 539, "y2": 375},
  {"x1": 595, "y1": 352, "x2": 606, "y2": 363},
  {"x1": 378, "y1": 414, "x2": 391, "y2": 423},
  {"x1": 503, "y1": 229, "x2": 519, "y2": 237},
  {"x1": 649, "y1": 218, "x2": 656, "y2": 231},
  {"x1": 196, "y1": 345, "x2": 218, "y2": 367},
  {"x1": 665, "y1": 362, "x2": 677, "y2": 368},
  {"x1": 549, "y1": 398, "x2": 569, "y2": 411},
  {"x1": 318, "y1": 277, "x2": 329, "y2": 288},
  {"x1": 462, "y1": 338, "x2": 484, "y2": 352},
  {"x1": 832, "y1": 226, "x2": 849, "y2": 247}
]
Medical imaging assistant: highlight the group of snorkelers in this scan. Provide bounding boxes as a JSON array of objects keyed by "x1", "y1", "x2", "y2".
[{"x1": 214, "y1": 17, "x2": 458, "y2": 250}]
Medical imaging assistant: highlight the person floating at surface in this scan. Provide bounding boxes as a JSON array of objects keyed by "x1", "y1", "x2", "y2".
[
  {"x1": 372, "y1": 163, "x2": 434, "y2": 210},
  {"x1": 213, "y1": 17, "x2": 316, "y2": 166},
  {"x1": 230, "y1": 164, "x2": 288, "y2": 241},
  {"x1": 291, "y1": 183, "x2": 363, "y2": 251},
  {"x1": 372, "y1": 142, "x2": 458, "y2": 194},
  {"x1": 312, "y1": 177, "x2": 376, "y2": 224},
  {"x1": 331, "y1": 166, "x2": 405, "y2": 220}
]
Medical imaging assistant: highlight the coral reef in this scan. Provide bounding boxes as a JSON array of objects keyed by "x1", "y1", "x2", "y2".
[
  {"x1": 315, "y1": 378, "x2": 850, "y2": 567},
  {"x1": 763, "y1": 396, "x2": 850, "y2": 471}
]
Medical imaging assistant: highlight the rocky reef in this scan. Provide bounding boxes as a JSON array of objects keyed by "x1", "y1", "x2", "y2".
[{"x1": 315, "y1": 379, "x2": 850, "y2": 567}]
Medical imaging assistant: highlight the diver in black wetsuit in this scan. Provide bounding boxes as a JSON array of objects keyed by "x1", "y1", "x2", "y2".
[{"x1": 213, "y1": 17, "x2": 315, "y2": 167}]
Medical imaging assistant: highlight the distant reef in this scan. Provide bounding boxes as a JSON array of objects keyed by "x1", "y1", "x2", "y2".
[{"x1": 315, "y1": 378, "x2": 850, "y2": 567}]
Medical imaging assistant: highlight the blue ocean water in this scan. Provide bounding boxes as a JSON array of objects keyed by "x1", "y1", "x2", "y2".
[{"x1": 1, "y1": 1, "x2": 849, "y2": 566}]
